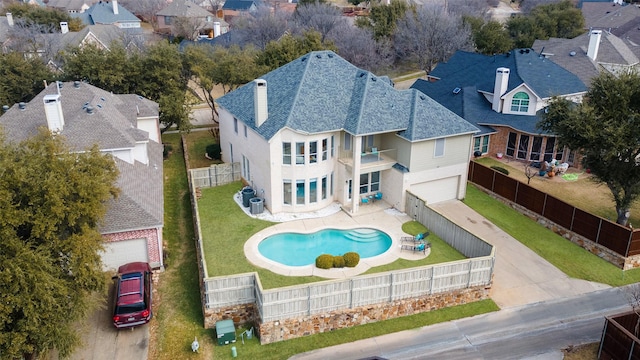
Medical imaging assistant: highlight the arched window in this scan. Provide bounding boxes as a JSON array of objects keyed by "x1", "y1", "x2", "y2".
[{"x1": 510, "y1": 92, "x2": 530, "y2": 113}]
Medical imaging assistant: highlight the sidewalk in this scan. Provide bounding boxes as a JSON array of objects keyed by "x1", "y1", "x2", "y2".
[{"x1": 290, "y1": 200, "x2": 613, "y2": 359}]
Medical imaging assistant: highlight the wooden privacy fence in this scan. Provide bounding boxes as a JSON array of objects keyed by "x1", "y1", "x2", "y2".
[
  {"x1": 190, "y1": 162, "x2": 240, "y2": 188},
  {"x1": 468, "y1": 161, "x2": 640, "y2": 257},
  {"x1": 599, "y1": 312, "x2": 640, "y2": 360},
  {"x1": 204, "y1": 257, "x2": 494, "y2": 322},
  {"x1": 202, "y1": 196, "x2": 495, "y2": 322}
]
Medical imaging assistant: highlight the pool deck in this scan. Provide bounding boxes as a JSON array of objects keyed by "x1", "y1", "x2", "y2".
[{"x1": 242, "y1": 200, "x2": 431, "y2": 279}]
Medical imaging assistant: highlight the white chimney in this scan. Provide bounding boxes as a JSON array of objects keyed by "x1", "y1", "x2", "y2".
[
  {"x1": 254, "y1": 79, "x2": 268, "y2": 127},
  {"x1": 492, "y1": 67, "x2": 510, "y2": 113},
  {"x1": 587, "y1": 30, "x2": 602, "y2": 61},
  {"x1": 44, "y1": 94, "x2": 64, "y2": 132},
  {"x1": 213, "y1": 22, "x2": 221, "y2": 37},
  {"x1": 6, "y1": 13, "x2": 13, "y2": 27},
  {"x1": 60, "y1": 22, "x2": 69, "y2": 34},
  {"x1": 112, "y1": 0, "x2": 119, "y2": 15}
]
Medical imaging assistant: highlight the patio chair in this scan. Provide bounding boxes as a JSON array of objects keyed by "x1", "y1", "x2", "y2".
[
  {"x1": 401, "y1": 241, "x2": 430, "y2": 254},
  {"x1": 361, "y1": 196, "x2": 370, "y2": 205},
  {"x1": 401, "y1": 232, "x2": 429, "y2": 243},
  {"x1": 374, "y1": 192, "x2": 383, "y2": 201}
]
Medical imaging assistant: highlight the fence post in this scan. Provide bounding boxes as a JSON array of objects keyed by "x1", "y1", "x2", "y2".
[
  {"x1": 214, "y1": 164, "x2": 219, "y2": 186},
  {"x1": 467, "y1": 261, "x2": 473, "y2": 287},
  {"x1": 389, "y1": 273, "x2": 393, "y2": 302},
  {"x1": 598, "y1": 318, "x2": 607, "y2": 359}
]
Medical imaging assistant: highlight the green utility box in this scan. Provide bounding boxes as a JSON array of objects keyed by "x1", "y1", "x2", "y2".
[{"x1": 216, "y1": 320, "x2": 236, "y2": 345}]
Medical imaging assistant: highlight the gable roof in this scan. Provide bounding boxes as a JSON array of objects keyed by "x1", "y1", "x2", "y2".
[
  {"x1": 533, "y1": 31, "x2": 639, "y2": 87},
  {"x1": 73, "y1": 0, "x2": 140, "y2": 25},
  {"x1": 48, "y1": 0, "x2": 98, "y2": 13},
  {"x1": 222, "y1": 0, "x2": 257, "y2": 10},
  {"x1": 411, "y1": 49, "x2": 587, "y2": 135},
  {"x1": 157, "y1": 0, "x2": 214, "y2": 17},
  {"x1": 0, "y1": 81, "x2": 163, "y2": 233},
  {"x1": 217, "y1": 51, "x2": 478, "y2": 142}
]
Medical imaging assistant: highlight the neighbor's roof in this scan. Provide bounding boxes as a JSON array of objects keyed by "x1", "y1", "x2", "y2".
[
  {"x1": 222, "y1": 0, "x2": 257, "y2": 10},
  {"x1": 217, "y1": 50, "x2": 478, "y2": 142},
  {"x1": 157, "y1": 0, "x2": 214, "y2": 17},
  {"x1": 48, "y1": 0, "x2": 98, "y2": 12},
  {"x1": 411, "y1": 49, "x2": 587, "y2": 135},
  {"x1": 533, "y1": 31, "x2": 639, "y2": 87},
  {"x1": 0, "y1": 82, "x2": 163, "y2": 232},
  {"x1": 73, "y1": 0, "x2": 140, "y2": 25}
]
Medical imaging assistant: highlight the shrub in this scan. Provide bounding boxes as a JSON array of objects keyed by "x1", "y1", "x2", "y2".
[
  {"x1": 163, "y1": 143, "x2": 173, "y2": 159},
  {"x1": 206, "y1": 144, "x2": 221, "y2": 160},
  {"x1": 316, "y1": 254, "x2": 333, "y2": 269},
  {"x1": 491, "y1": 165, "x2": 509, "y2": 175},
  {"x1": 333, "y1": 255, "x2": 345, "y2": 268},
  {"x1": 343, "y1": 252, "x2": 360, "y2": 267}
]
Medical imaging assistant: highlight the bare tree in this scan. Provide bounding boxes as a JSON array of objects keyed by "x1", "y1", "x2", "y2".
[
  {"x1": 118, "y1": 0, "x2": 166, "y2": 25},
  {"x1": 624, "y1": 283, "x2": 640, "y2": 337},
  {"x1": 172, "y1": 16, "x2": 204, "y2": 40},
  {"x1": 446, "y1": 0, "x2": 491, "y2": 19},
  {"x1": 7, "y1": 19, "x2": 61, "y2": 60},
  {"x1": 327, "y1": 22, "x2": 393, "y2": 73},
  {"x1": 394, "y1": 4, "x2": 473, "y2": 73},
  {"x1": 232, "y1": 6, "x2": 291, "y2": 50},
  {"x1": 292, "y1": 2, "x2": 346, "y2": 42},
  {"x1": 518, "y1": 0, "x2": 562, "y2": 14},
  {"x1": 524, "y1": 163, "x2": 537, "y2": 184}
]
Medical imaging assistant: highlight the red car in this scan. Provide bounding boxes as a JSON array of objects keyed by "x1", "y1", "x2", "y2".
[{"x1": 112, "y1": 262, "x2": 152, "y2": 329}]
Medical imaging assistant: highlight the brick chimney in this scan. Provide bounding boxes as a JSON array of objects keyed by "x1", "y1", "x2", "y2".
[
  {"x1": 254, "y1": 79, "x2": 268, "y2": 127},
  {"x1": 492, "y1": 67, "x2": 510, "y2": 113}
]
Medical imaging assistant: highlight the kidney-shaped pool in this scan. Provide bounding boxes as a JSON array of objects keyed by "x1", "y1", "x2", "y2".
[{"x1": 257, "y1": 228, "x2": 392, "y2": 267}]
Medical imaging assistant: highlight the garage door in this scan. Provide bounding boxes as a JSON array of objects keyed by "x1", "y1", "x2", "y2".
[
  {"x1": 101, "y1": 238, "x2": 149, "y2": 271},
  {"x1": 410, "y1": 176, "x2": 459, "y2": 204}
]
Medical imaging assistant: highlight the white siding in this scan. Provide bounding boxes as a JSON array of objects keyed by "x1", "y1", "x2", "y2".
[
  {"x1": 133, "y1": 141, "x2": 149, "y2": 165},
  {"x1": 137, "y1": 117, "x2": 160, "y2": 143},
  {"x1": 409, "y1": 135, "x2": 472, "y2": 172}
]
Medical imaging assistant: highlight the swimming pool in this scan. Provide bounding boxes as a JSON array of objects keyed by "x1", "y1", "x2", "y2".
[{"x1": 258, "y1": 228, "x2": 392, "y2": 267}]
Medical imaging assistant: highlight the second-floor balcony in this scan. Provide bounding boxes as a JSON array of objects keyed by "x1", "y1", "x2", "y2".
[{"x1": 339, "y1": 147, "x2": 398, "y2": 173}]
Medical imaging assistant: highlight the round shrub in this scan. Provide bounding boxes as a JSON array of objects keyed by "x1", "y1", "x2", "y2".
[
  {"x1": 316, "y1": 254, "x2": 333, "y2": 269},
  {"x1": 333, "y1": 255, "x2": 345, "y2": 268},
  {"x1": 490, "y1": 165, "x2": 509, "y2": 175},
  {"x1": 343, "y1": 252, "x2": 360, "y2": 267},
  {"x1": 163, "y1": 143, "x2": 173, "y2": 159},
  {"x1": 206, "y1": 144, "x2": 221, "y2": 160}
]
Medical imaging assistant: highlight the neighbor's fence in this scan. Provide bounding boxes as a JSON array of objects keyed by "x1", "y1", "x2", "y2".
[
  {"x1": 468, "y1": 161, "x2": 640, "y2": 257},
  {"x1": 190, "y1": 162, "x2": 240, "y2": 188},
  {"x1": 203, "y1": 196, "x2": 495, "y2": 321},
  {"x1": 599, "y1": 311, "x2": 640, "y2": 360}
]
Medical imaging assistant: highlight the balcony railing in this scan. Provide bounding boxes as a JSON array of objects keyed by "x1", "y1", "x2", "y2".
[{"x1": 338, "y1": 147, "x2": 397, "y2": 171}]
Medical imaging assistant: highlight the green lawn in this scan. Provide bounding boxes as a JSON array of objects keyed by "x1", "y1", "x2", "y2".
[
  {"x1": 464, "y1": 183, "x2": 640, "y2": 286},
  {"x1": 198, "y1": 184, "x2": 466, "y2": 288},
  {"x1": 185, "y1": 130, "x2": 222, "y2": 169}
]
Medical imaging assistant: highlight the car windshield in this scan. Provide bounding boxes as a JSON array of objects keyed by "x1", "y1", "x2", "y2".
[{"x1": 115, "y1": 302, "x2": 146, "y2": 315}]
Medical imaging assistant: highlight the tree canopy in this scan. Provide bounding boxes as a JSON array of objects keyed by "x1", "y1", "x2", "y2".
[
  {"x1": 355, "y1": 0, "x2": 410, "y2": 40},
  {"x1": 0, "y1": 52, "x2": 55, "y2": 106},
  {"x1": 0, "y1": 130, "x2": 119, "y2": 359},
  {"x1": 5, "y1": 3, "x2": 83, "y2": 32},
  {"x1": 466, "y1": 17, "x2": 514, "y2": 55},
  {"x1": 539, "y1": 72, "x2": 640, "y2": 225},
  {"x1": 507, "y1": 0, "x2": 584, "y2": 48}
]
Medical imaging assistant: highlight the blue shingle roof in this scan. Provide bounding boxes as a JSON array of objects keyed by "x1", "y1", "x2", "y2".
[
  {"x1": 411, "y1": 49, "x2": 587, "y2": 135},
  {"x1": 216, "y1": 51, "x2": 478, "y2": 142},
  {"x1": 73, "y1": 1, "x2": 140, "y2": 25},
  {"x1": 222, "y1": 0, "x2": 256, "y2": 10}
]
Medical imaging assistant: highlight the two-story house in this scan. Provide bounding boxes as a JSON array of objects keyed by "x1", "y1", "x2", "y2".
[
  {"x1": 73, "y1": 0, "x2": 141, "y2": 30},
  {"x1": 216, "y1": 51, "x2": 478, "y2": 214},
  {"x1": 411, "y1": 49, "x2": 588, "y2": 166},
  {"x1": 156, "y1": 0, "x2": 229, "y2": 39},
  {"x1": 0, "y1": 81, "x2": 164, "y2": 270}
]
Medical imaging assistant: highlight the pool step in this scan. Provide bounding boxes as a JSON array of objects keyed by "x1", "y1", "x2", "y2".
[{"x1": 344, "y1": 229, "x2": 385, "y2": 242}]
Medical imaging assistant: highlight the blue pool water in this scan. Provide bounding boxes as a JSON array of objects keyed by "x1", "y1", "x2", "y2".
[{"x1": 258, "y1": 228, "x2": 392, "y2": 267}]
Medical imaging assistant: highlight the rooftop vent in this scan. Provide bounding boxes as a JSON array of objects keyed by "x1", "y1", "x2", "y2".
[
  {"x1": 57, "y1": 82, "x2": 63, "y2": 89},
  {"x1": 327, "y1": 53, "x2": 334, "y2": 58},
  {"x1": 301, "y1": 56, "x2": 307, "y2": 62},
  {"x1": 2, "y1": 105, "x2": 9, "y2": 112},
  {"x1": 97, "y1": 104, "x2": 103, "y2": 108},
  {"x1": 359, "y1": 72, "x2": 366, "y2": 77},
  {"x1": 86, "y1": 106, "x2": 94, "y2": 114},
  {"x1": 316, "y1": 54, "x2": 322, "y2": 58},
  {"x1": 100, "y1": 97, "x2": 105, "y2": 101},
  {"x1": 419, "y1": 95, "x2": 426, "y2": 100},
  {"x1": 570, "y1": 51, "x2": 576, "y2": 56},
  {"x1": 526, "y1": 49, "x2": 530, "y2": 53},
  {"x1": 74, "y1": 80, "x2": 80, "y2": 88},
  {"x1": 452, "y1": 87, "x2": 461, "y2": 94},
  {"x1": 18, "y1": 102, "x2": 26, "y2": 110},
  {"x1": 371, "y1": 77, "x2": 377, "y2": 82}
]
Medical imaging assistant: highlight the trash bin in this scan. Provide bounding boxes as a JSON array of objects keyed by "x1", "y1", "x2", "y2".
[
  {"x1": 250, "y1": 197, "x2": 264, "y2": 214},
  {"x1": 242, "y1": 187, "x2": 255, "y2": 207}
]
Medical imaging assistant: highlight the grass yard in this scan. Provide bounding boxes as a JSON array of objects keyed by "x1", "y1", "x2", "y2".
[
  {"x1": 475, "y1": 157, "x2": 640, "y2": 226},
  {"x1": 464, "y1": 183, "x2": 640, "y2": 286},
  {"x1": 198, "y1": 183, "x2": 467, "y2": 289},
  {"x1": 185, "y1": 130, "x2": 221, "y2": 169}
]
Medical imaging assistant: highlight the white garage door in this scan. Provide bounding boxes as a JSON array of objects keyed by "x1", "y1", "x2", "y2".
[
  {"x1": 101, "y1": 239, "x2": 149, "y2": 271},
  {"x1": 410, "y1": 176, "x2": 459, "y2": 204}
]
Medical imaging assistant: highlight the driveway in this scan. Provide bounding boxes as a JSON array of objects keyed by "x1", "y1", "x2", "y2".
[{"x1": 48, "y1": 285, "x2": 149, "y2": 360}]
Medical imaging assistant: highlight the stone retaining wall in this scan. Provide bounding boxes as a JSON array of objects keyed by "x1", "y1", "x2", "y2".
[{"x1": 204, "y1": 303, "x2": 257, "y2": 329}]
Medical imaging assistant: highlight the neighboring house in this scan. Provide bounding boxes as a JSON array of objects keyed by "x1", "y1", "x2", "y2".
[
  {"x1": 0, "y1": 81, "x2": 164, "y2": 271},
  {"x1": 580, "y1": 0, "x2": 640, "y2": 58},
  {"x1": 48, "y1": 0, "x2": 99, "y2": 13},
  {"x1": 411, "y1": 49, "x2": 587, "y2": 166},
  {"x1": 73, "y1": 0, "x2": 141, "y2": 29},
  {"x1": 216, "y1": 50, "x2": 479, "y2": 214},
  {"x1": 156, "y1": 0, "x2": 229, "y2": 38},
  {"x1": 0, "y1": 15, "x2": 13, "y2": 52},
  {"x1": 178, "y1": 30, "x2": 248, "y2": 51},
  {"x1": 221, "y1": 0, "x2": 258, "y2": 21},
  {"x1": 533, "y1": 29, "x2": 639, "y2": 87}
]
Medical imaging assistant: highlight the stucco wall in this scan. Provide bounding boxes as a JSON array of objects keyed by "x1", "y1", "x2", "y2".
[{"x1": 408, "y1": 134, "x2": 472, "y2": 172}]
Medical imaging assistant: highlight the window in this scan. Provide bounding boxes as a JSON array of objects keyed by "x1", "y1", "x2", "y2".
[
  {"x1": 544, "y1": 137, "x2": 556, "y2": 162},
  {"x1": 330, "y1": 172, "x2": 334, "y2": 196},
  {"x1": 510, "y1": 92, "x2": 530, "y2": 113},
  {"x1": 370, "y1": 171, "x2": 380, "y2": 192},
  {"x1": 434, "y1": 138, "x2": 445, "y2": 157},
  {"x1": 358, "y1": 171, "x2": 380, "y2": 194},
  {"x1": 282, "y1": 142, "x2": 291, "y2": 165},
  {"x1": 517, "y1": 135, "x2": 529, "y2": 160},
  {"x1": 164, "y1": 16, "x2": 172, "y2": 25},
  {"x1": 359, "y1": 173, "x2": 369, "y2": 194},
  {"x1": 242, "y1": 155, "x2": 250, "y2": 180},
  {"x1": 296, "y1": 142, "x2": 305, "y2": 165},
  {"x1": 363, "y1": 135, "x2": 374, "y2": 150},
  {"x1": 244, "y1": 125, "x2": 247, "y2": 137},
  {"x1": 506, "y1": 132, "x2": 517, "y2": 157},
  {"x1": 321, "y1": 176, "x2": 327, "y2": 200},
  {"x1": 283, "y1": 180, "x2": 292, "y2": 205},
  {"x1": 229, "y1": 143, "x2": 234, "y2": 162},
  {"x1": 322, "y1": 139, "x2": 328, "y2": 161},
  {"x1": 206, "y1": 15, "x2": 213, "y2": 22},
  {"x1": 331, "y1": 136, "x2": 334, "y2": 157},
  {"x1": 344, "y1": 133, "x2": 351, "y2": 150},
  {"x1": 473, "y1": 135, "x2": 489, "y2": 154},
  {"x1": 296, "y1": 180, "x2": 305, "y2": 205},
  {"x1": 530, "y1": 136, "x2": 542, "y2": 160},
  {"x1": 310, "y1": 141, "x2": 317, "y2": 163},
  {"x1": 310, "y1": 178, "x2": 317, "y2": 203},
  {"x1": 234, "y1": 118, "x2": 238, "y2": 133}
]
